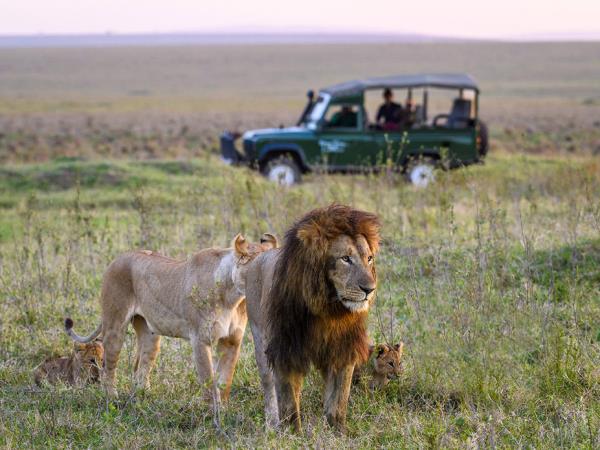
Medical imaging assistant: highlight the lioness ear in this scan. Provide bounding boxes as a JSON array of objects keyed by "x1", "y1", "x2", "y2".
[
  {"x1": 232, "y1": 234, "x2": 249, "y2": 257},
  {"x1": 260, "y1": 233, "x2": 279, "y2": 249}
]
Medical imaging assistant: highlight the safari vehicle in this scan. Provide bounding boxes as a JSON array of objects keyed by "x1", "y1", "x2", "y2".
[{"x1": 221, "y1": 73, "x2": 488, "y2": 186}]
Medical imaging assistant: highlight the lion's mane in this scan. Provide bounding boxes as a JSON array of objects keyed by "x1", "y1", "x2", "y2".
[{"x1": 265, "y1": 204, "x2": 381, "y2": 375}]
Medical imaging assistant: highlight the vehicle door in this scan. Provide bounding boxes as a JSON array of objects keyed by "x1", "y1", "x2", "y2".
[
  {"x1": 370, "y1": 130, "x2": 408, "y2": 166},
  {"x1": 315, "y1": 103, "x2": 377, "y2": 169}
]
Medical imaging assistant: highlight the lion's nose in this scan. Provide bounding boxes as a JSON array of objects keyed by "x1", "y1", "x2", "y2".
[{"x1": 359, "y1": 285, "x2": 375, "y2": 296}]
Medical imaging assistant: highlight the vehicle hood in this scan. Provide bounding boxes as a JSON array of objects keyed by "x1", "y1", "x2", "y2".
[{"x1": 243, "y1": 126, "x2": 312, "y2": 140}]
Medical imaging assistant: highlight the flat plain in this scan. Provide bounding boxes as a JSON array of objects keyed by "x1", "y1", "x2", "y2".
[{"x1": 0, "y1": 42, "x2": 599, "y2": 448}]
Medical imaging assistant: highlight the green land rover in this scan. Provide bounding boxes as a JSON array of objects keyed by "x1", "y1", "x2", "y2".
[{"x1": 221, "y1": 73, "x2": 488, "y2": 186}]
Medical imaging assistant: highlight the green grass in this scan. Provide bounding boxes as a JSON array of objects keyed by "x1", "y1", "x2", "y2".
[
  {"x1": 1, "y1": 153, "x2": 599, "y2": 448},
  {"x1": 0, "y1": 41, "x2": 599, "y2": 447}
]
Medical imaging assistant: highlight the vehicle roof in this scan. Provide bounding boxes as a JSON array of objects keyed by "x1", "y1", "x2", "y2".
[{"x1": 321, "y1": 73, "x2": 479, "y2": 100}]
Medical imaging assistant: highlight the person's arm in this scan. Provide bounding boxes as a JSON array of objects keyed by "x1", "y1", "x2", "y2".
[{"x1": 377, "y1": 105, "x2": 385, "y2": 123}]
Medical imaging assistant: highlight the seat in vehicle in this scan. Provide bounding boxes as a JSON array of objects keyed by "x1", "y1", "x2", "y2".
[{"x1": 447, "y1": 98, "x2": 472, "y2": 128}]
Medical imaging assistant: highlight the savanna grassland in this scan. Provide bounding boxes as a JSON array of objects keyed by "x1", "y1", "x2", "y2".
[{"x1": 0, "y1": 42, "x2": 599, "y2": 448}]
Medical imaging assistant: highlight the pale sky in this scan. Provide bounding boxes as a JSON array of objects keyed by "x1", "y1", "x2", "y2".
[{"x1": 1, "y1": 0, "x2": 599, "y2": 39}]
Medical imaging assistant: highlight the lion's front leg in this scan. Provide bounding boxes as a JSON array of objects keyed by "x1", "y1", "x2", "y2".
[
  {"x1": 215, "y1": 328, "x2": 243, "y2": 402},
  {"x1": 323, "y1": 364, "x2": 354, "y2": 432},
  {"x1": 275, "y1": 369, "x2": 304, "y2": 431},
  {"x1": 190, "y1": 336, "x2": 221, "y2": 423}
]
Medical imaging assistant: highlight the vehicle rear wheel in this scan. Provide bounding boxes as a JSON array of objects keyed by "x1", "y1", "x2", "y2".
[
  {"x1": 405, "y1": 157, "x2": 436, "y2": 187},
  {"x1": 262, "y1": 155, "x2": 301, "y2": 186}
]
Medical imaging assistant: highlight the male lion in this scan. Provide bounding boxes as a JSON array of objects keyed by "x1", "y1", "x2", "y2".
[
  {"x1": 65, "y1": 233, "x2": 277, "y2": 415},
  {"x1": 245, "y1": 204, "x2": 380, "y2": 431},
  {"x1": 34, "y1": 340, "x2": 104, "y2": 386}
]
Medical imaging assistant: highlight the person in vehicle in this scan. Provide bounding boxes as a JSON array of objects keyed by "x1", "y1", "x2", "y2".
[
  {"x1": 376, "y1": 88, "x2": 404, "y2": 130},
  {"x1": 328, "y1": 105, "x2": 358, "y2": 128}
]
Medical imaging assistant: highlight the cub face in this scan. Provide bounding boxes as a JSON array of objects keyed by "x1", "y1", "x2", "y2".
[
  {"x1": 372, "y1": 342, "x2": 404, "y2": 384},
  {"x1": 73, "y1": 340, "x2": 104, "y2": 382}
]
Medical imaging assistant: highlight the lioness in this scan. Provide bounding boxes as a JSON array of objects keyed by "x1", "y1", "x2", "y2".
[
  {"x1": 34, "y1": 340, "x2": 104, "y2": 386},
  {"x1": 244, "y1": 204, "x2": 380, "y2": 431},
  {"x1": 65, "y1": 233, "x2": 277, "y2": 412}
]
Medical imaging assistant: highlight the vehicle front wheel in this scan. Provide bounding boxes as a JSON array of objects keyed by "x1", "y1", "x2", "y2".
[
  {"x1": 405, "y1": 157, "x2": 436, "y2": 187},
  {"x1": 261, "y1": 155, "x2": 301, "y2": 186}
]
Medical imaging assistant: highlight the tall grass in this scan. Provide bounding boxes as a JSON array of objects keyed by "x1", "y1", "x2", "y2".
[{"x1": 0, "y1": 153, "x2": 599, "y2": 447}]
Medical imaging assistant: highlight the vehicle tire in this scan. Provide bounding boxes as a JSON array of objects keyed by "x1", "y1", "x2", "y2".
[
  {"x1": 405, "y1": 157, "x2": 436, "y2": 187},
  {"x1": 261, "y1": 155, "x2": 301, "y2": 186},
  {"x1": 477, "y1": 120, "x2": 489, "y2": 158}
]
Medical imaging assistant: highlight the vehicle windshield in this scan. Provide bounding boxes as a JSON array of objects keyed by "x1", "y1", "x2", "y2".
[{"x1": 305, "y1": 93, "x2": 330, "y2": 129}]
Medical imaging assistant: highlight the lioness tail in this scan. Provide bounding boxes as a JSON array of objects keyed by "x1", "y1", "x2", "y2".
[{"x1": 64, "y1": 317, "x2": 102, "y2": 343}]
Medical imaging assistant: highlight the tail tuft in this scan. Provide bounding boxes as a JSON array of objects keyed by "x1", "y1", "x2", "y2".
[{"x1": 64, "y1": 317, "x2": 74, "y2": 331}]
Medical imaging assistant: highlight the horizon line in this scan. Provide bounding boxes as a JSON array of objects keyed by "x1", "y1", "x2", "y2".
[{"x1": 0, "y1": 31, "x2": 598, "y2": 48}]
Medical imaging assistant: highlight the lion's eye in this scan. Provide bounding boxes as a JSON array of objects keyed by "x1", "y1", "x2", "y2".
[
  {"x1": 388, "y1": 361, "x2": 395, "y2": 367},
  {"x1": 341, "y1": 255, "x2": 352, "y2": 264},
  {"x1": 367, "y1": 255, "x2": 374, "y2": 264}
]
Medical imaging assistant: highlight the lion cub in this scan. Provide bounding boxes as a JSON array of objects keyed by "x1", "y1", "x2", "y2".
[
  {"x1": 353, "y1": 342, "x2": 404, "y2": 389},
  {"x1": 34, "y1": 341, "x2": 104, "y2": 386}
]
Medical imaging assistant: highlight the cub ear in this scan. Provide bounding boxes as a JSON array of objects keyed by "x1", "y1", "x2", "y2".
[
  {"x1": 376, "y1": 344, "x2": 388, "y2": 357},
  {"x1": 232, "y1": 234, "x2": 249, "y2": 257},
  {"x1": 395, "y1": 342, "x2": 404, "y2": 357},
  {"x1": 260, "y1": 233, "x2": 279, "y2": 249}
]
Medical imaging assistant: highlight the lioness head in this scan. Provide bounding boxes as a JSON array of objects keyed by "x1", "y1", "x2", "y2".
[{"x1": 232, "y1": 233, "x2": 278, "y2": 294}]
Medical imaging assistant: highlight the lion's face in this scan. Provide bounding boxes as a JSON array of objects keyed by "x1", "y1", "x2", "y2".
[
  {"x1": 327, "y1": 234, "x2": 376, "y2": 312},
  {"x1": 232, "y1": 233, "x2": 279, "y2": 294}
]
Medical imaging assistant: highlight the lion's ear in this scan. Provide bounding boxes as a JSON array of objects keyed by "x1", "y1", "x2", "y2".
[
  {"x1": 232, "y1": 234, "x2": 249, "y2": 257},
  {"x1": 260, "y1": 233, "x2": 279, "y2": 249},
  {"x1": 395, "y1": 342, "x2": 404, "y2": 356},
  {"x1": 376, "y1": 344, "x2": 388, "y2": 357}
]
